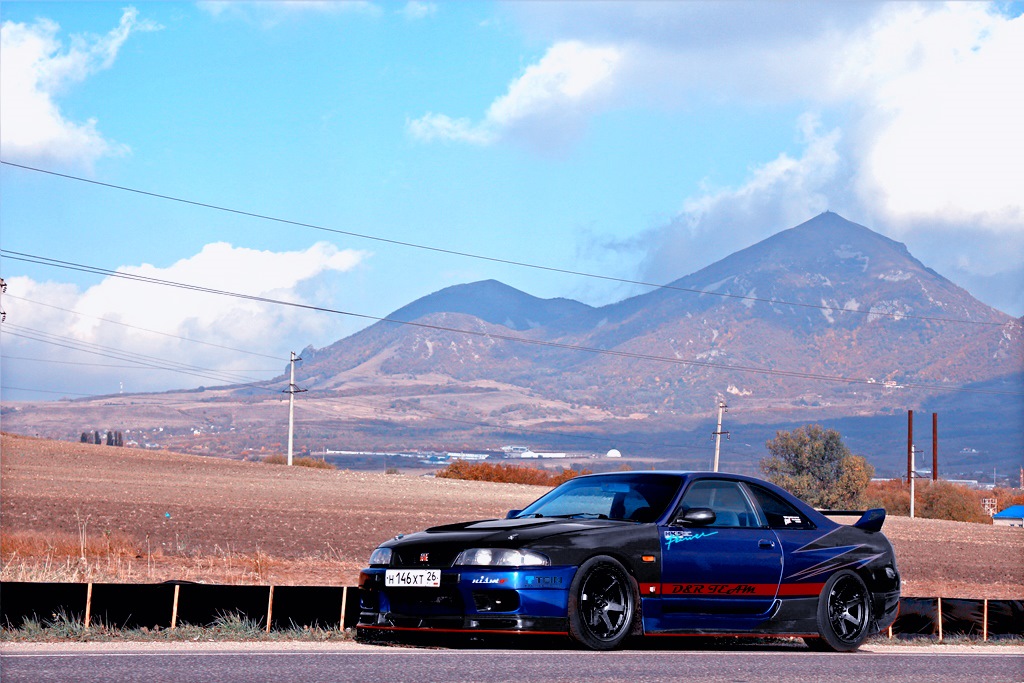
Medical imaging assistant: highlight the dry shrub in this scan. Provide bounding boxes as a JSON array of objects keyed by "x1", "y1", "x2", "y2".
[
  {"x1": 261, "y1": 454, "x2": 334, "y2": 470},
  {"x1": 916, "y1": 480, "x2": 991, "y2": 524},
  {"x1": 863, "y1": 479, "x2": 910, "y2": 516},
  {"x1": 990, "y1": 487, "x2": 1024, "y2": 512},
  {"x1": 863, "y1": 479, "x2": 991, "y2": 523},
  {"x1": 436, "y1": 460, "x2": 590, "y2": 486},
  {"x1": 1, "y1": 530, "x2": 141, "y2": 559}
]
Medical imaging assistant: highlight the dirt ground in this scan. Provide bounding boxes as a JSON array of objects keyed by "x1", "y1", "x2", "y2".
[{"x1": 1, "y1": 433, "x2": 1021, "y2": 597}]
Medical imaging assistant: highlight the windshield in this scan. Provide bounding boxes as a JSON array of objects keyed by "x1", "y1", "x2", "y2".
[{"x1": 516, "y1": 473, "x2": 683, "y2": 523}]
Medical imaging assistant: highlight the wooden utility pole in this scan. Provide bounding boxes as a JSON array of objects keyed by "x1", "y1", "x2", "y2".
[{"x1": 932, "y1": 412, "x2": 938, "y2": 481}]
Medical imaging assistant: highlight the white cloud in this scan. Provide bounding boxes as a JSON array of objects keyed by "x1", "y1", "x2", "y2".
[
  {"x1": 0, "y1": 7, "x2": 160, "y2": 168},
  {"x1": 407, "y1": 113, "x2": 494, "y2": 145},
  {"x1": 1, "y1": 242, "x2": 369, "y2": 396},
  {"x1": 443, "y1": 3, "x2": 1022, "y2": 222},
  {"x1": 198, "y1": 1, "x2": 381, "y2": 26},
  {"x1": 848, "y1": 4, "x2": 1024, "y2": 229},
  {"x1": 408, "y1": 40, "x2": 622, "y2": 149},
  {"x1": 399, "y1": 2, "x2": 437, "y2": 21},
  {"x1": 637, "y1": 115, "x2": 845, "y2": 285},
  {"x1": 488, "y1": 2, "x2": 1023, "y2": 311}
]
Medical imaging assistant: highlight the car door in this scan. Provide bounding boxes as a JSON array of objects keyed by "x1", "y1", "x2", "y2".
[{"x1": 657, "y1": 479, "x2": 782, "y2": 624}]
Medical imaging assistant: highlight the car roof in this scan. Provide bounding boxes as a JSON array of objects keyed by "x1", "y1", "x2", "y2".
[{"x1": 571, "y1": 470, "x2": 836, "y2": 527}]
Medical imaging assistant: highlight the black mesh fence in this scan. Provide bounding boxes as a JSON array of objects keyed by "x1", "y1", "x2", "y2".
[
  {"x1": 0, "y1": 582, "x2": 88, "y2": 629},
  {"x1": 1, "y1": 583, "x2": 1021, "y2": 637}
]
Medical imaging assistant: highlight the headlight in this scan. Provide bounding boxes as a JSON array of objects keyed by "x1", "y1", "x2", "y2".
[
  {"x1": 368, "y1": 547, "x2": 392, "y2": 566},
  {"x1": 453, "y1": 548, "x2": 549, "y2": 567}
]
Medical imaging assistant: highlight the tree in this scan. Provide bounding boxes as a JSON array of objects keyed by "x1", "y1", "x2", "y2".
[{"x1": 760, "y1": 425, "x2": 874, "y2": 509}]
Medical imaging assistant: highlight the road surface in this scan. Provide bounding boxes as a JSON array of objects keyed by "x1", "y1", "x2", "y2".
[{"x1": 2, "y1": 641, "x2": 1021, "y2": 683}]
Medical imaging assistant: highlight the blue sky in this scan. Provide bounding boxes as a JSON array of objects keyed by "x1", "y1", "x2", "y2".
[{"x1": 2, "y1": 1, "x2": 1022, "y2": 399}]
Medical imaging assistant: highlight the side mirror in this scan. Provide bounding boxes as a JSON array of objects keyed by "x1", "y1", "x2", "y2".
[
  {"x1": 676, "y1": 507, "x2": 716, "y2": 527},
  {"x1": 506, "y1": 509, "x2": 522, "y2": 519}
]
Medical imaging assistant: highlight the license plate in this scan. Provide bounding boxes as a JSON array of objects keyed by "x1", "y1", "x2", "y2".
[{"x1": 385, "y1": 569, "x2": 441, "y2": 588}]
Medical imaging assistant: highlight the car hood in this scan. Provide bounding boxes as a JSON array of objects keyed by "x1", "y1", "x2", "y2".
[{"x1": 383, "y1": 517, "x2": 629, "y2": 549}]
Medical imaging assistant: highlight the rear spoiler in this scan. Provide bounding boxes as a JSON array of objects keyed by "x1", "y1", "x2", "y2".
[{"x1": 817, "y1": 508, "x2": 886, "y2": 532}]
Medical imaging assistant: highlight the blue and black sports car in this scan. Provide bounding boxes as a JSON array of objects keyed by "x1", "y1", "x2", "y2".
[{"x1": 357, "y1": 471, "x2": 900, "y2": 651}]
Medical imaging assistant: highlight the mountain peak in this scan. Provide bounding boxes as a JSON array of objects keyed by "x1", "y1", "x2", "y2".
[
  {"x1": 388, "y1": 279, "x2": 592, "y2": 331},
  {"x1": 772, "y1": 212, "x2": 907, "y2": 253}
]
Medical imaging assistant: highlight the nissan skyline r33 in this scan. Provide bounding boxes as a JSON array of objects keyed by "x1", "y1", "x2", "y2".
[{"x1": 357, "y1": 471, "x2": 900, "y2": 651}]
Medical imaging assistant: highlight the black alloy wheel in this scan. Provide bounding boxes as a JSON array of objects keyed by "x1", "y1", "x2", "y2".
[
  {"x1": 806, "y1": 569, "x2": 871, "y2": 652},
  {"x1": 567, "y1": 555, "x2": 637, "y2": 650}
]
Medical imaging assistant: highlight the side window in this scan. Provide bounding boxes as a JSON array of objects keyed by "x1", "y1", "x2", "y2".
[
  {"x1": 678, "y1": 480, "x2": 758, "y2": 528},
  {"x1": 748, "y1": 485, "x2": 816, "y2": 530}
]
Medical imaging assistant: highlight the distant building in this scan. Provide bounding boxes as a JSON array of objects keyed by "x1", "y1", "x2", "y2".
[
  {"x1": 993, "y1": 505, "x2": 1024, "y2": 528},
  {"x1": 447, "y1": 453, "x2": 489, "y2": 461}
]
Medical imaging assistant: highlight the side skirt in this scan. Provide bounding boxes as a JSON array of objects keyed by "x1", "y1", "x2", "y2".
[{"x1": 642, "y1": 597, "x2": 820, "y2": 637}]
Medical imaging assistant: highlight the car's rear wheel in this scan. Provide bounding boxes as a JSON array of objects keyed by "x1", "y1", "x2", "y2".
[
  {"x1": 805, "y1": 569, "x2": 871, "y2": 652},
  {"x1": 567, "y1": 555, "x2": 637, "y2": 650}
]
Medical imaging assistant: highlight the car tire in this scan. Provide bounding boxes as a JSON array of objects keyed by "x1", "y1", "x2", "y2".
[
  {"x1": 805, "y1": 569, "x2": 871, "y2": 652},
  {"x1": 567, "y1": 555, "x2": 638, "y2": 651}
]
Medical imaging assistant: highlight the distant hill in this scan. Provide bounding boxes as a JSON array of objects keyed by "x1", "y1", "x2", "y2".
[
  {"x1": 296, "y1": 212, "x2": 1021, "y2": 416},
  {"x1": 4, "y1": 213, "x2": 1020, "y2": 477}
]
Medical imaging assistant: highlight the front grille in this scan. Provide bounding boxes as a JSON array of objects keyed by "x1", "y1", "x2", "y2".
[
  {"x1": 393, "y1": 547, "x2": 460, "y2": 568},
  {"x1": 471, "y1": 589, "x2": 520, "y2": 613},
  {"x1": 386, "y1": 587, "x2": 464, "y2": 616}
]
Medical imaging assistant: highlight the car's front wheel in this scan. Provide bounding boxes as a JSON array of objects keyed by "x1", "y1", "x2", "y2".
[
  {"x1": 567, "y1": 555, "x2": 637, "y2": 650},
  {"x1": 805, "y1": 569, "x2": 871, "y2": 652}
]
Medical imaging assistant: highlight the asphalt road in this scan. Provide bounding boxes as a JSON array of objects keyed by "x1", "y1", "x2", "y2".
[{"x1": 2, "y1": 643, "x2": 1022, "y2": 683}]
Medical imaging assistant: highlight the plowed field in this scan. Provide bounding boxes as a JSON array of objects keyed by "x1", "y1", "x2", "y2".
[{"x1": 1, "y1": 433, "x2": 1021, "y2": 597}]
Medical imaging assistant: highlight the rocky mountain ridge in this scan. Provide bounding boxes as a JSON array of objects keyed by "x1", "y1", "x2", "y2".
[{"x1": 293, "y1": 212, "x2": 1020, "y2": 418}]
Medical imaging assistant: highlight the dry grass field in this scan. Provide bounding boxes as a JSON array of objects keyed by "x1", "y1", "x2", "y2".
[{"x1": 1, "y1": 433, "x2": 1021, "y2": 597}]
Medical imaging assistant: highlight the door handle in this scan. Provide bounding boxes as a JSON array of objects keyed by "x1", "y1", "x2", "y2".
[{"x1": 758, "y1": 539, "x2": 776, "y2": 549}]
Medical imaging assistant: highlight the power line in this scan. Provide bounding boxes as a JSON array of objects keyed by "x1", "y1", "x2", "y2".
[
  {"x1": 0, "y1": 160, "x2": 1005, "y2": 328},
  {"x1": 0, "y1": 385, "x2": 97, "y2": 398},
  {"x1": 4, "y1": 249, "x2": 1020, "y2": 397},
  {"x1": 293, "y1": 393, "x2": 704, "y2": 453},
  {"x1": 4, "y1": 294, "x2": 286, "y2": 361},
  {"x1": 0, "y1": 376, "x2": 750, "y2": 457},
  {"x1": 2, "y1": 324, "x2": 281, "y2": 391},
  {"x1": 1, "y1": 354, "x2": 279, "y2": 372},
  {"x1": 3, "y1": 314, "x2": 739, "y2": 453}
]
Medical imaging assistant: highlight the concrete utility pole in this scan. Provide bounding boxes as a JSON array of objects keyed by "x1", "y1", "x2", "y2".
[
  {"x1": 712, "y1": 399, "x2": 729, "y2": 473},
  {"x1": 907, "y1": 410, "x2": 913, "y2": 488},
  {"x1": 910, "y1": 445, "x2": 917, "y2": 519},
  {"x1": 284, "y1": 351, "x2": 307, "y2": 466}
]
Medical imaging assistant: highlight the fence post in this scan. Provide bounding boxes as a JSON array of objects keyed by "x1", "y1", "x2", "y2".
[
  {"x1": 266, "y1": 586, "x2": 274, "y2": 634},
  {"x1": 171, "y1": 584, "x2": 180, "y2": 629},
  {"x1": 84, "y1": 582, "x2": 93, "y2": 629},
  {"x1": 339, "y1": 586, "x2": 348, "y2": 631},
  {"x1": 983, "y1": 599, "x2": 988, "y2": 642}
]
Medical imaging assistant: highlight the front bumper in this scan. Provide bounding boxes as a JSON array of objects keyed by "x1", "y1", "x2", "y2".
[{"x1": 357, "y1": 566, "x2": 576, "y2": 634}]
